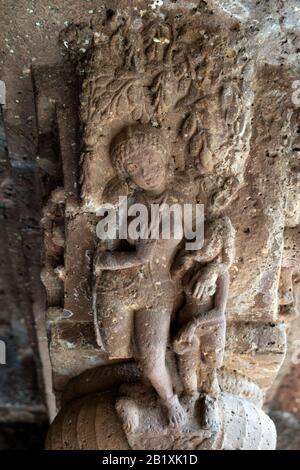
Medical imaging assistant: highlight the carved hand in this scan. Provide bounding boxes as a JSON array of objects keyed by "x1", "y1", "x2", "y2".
[{"x1": 191, "y1": 267, "x2": 219, "y2": 300}]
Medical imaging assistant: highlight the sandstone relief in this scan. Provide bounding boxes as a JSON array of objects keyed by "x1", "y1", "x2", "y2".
[{"x1": 35, "y1": 1, "x2": 300, "y2": 450}]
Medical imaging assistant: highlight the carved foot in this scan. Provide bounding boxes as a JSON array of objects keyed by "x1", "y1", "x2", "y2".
[
  {"x1": 199, "y1": 396, "x2": 219, "y2": 432},
  {"x1": 181, "y1": 391, "x2": 200, "y2": 408},
  {"x1": 164, "y1": 395, "x2": 187, "y2": 428}
]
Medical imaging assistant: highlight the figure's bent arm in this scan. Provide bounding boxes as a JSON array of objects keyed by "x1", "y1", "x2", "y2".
[{"x1": 94, "y1": 241, "x2": 155, "y2": 273}]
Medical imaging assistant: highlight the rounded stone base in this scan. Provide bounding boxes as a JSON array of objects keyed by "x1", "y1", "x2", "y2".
[{"x1": 46, "y1": 391, "x2": 129, "y2": 450}]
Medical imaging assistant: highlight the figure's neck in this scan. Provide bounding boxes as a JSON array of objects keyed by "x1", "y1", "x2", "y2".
[{"x1": 146, "y1": 184, "x2": 167, "y2": 197}]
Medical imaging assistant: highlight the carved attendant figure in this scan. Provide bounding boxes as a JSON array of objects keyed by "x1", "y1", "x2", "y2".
[
  {"x1": 172, "y1": 217, "x2": 235, "y2": 399},
  {"x1": 94, "y1": 125, "x2": 194, "y2": 427},
  {"x1": 174, "y1": 262, "x2": 229, "y2": 397}
]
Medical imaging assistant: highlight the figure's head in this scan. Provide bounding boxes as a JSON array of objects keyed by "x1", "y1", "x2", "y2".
[{"x1": 111, "y1": 125, "x2": 170, "y2": 193}]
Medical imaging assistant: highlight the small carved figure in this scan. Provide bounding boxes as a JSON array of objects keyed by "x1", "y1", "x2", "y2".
[
  {"x1": 172, "y1": 217, "x2": 235, "y2": 403},
  {"x1": 174, "y1": 262, "x2": 229, "y2": 398}
]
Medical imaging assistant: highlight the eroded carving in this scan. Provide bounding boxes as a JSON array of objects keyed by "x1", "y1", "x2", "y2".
[
  {"x1": 41, "y1": 5, "x2": 288, "y2": 451},
  {"x1": 93, "y1": 124, "x2": 197, "y2": 427},
  {"x1": 173, "y1": 217, "x2": 235, "y2": 400},
  {"x1": 279, "y1": 257, "x2": 300, "y2": 322}
]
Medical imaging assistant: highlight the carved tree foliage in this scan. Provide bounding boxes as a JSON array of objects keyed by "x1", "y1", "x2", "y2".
[{"x1": 76, "y1": 15, "x2": 254, "y2": 209}]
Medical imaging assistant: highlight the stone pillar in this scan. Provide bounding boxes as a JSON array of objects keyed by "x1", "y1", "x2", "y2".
[{"x1": 36, "y1": 1, "x2": 299, "y2": 450}]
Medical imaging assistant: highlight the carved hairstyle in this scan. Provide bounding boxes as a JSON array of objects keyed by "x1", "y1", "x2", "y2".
[{"x1": 110, "y1": 125, "x2": 170, "y2": 180}]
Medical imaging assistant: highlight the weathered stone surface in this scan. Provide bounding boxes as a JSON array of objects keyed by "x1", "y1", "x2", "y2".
[
  {"x1": 0, "y1": 0, "x2": 298, "y2": 450},
  {"x1": 35, "y1": 0, "x2": 299, "y2": 450},
  {"x1": 47, "y1": 387, "x2": 276, "y2": 450},
  {"x1": 46, "y1": 392, "x2": 130, "y2": 450}
]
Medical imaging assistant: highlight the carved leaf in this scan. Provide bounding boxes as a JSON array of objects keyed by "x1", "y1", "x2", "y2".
[
  {"x1": 145, "y1": 42, "x2": 158, "y2": 62},
  {"x1": 87, "y1": 74, "x2": 151, "y2": 123},
  {"x1": 222, "y1": 83, "x2": 241, "y2": 125},
  {"x1": 175, "y1": 82, "x2": 202, "y2": 111},
  {"x1": 189, "y1": 131, "x2": 214, "y2": 174},
  {"x1": 200, "y1": 145, "x2": 214, "y2": 172},
  {"x1": 152, "y1": 71, "x2": 178, "y2": 116},
  {"x1": 181, "y1": 114, "x2": 197, "y2": 139},
  {"x1": 151, "y1": 73, "x2": 162, "y2": 93},
  {"x1": 131, "y1": 107, "x2": 143, "y2": 121},
  {"x1": 107, "y1": 79, "x2": 128, "y2": 93},
  {"x1": 110, "y1": 32, "x2": 122, "y2": 57},
  {"x1": 95, "y1": 75, "x2": 112, "y2": 88},
  {"x1": 190, "y1": 131, "x2": 204, "y2": 157}
]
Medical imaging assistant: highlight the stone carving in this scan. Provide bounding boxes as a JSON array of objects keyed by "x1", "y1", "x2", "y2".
[
  {"x1": 46, "y1": 361, "x2": 275, "y2": 451},
  {"x1": 92, "y1": 124, "x2": 196, "y2": 426},
  {"x1": 173, "y1": 217, "x2": 235, "y2": 399},
  {"x1": 78, "y1": 12, "x2": 253, "y2": 212},
  {"x1": 38, "y1": 3, "x2": 300, "y2": 451},
  {"x1": 46, "y1": 386, "x2": 276, "y2": 450},
  {"x1": 41, "y1": 189, "x2": 66, "y2": 308},
  {"x1": 285, "y1": 110, "x2": 300, "y2": 228},
  {"x1": 112, "y1": 214, "x2": 237, "y2": 445},
  {"x1": 116, "y1": 387, "x2": 276, "y2": 450}
]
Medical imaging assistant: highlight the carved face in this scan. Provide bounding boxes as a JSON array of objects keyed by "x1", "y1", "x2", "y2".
[{"x1": 124, "y1": 148, "x2": 167, "y2": 192}]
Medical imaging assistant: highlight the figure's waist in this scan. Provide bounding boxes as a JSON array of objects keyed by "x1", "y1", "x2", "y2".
[{"x1": 97, "y1": 266, "x2": 175, "y2": 293}]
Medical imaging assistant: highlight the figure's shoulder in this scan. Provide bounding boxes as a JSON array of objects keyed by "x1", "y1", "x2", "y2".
[{"x1": 102, "y1": 176, "x2": 129, "y2": 206}]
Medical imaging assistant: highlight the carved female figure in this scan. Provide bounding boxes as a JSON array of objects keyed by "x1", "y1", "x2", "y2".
[
  {"x1": 278, "y1": 257, "x2": 300, "y2": 322},
  {"x1": 93, "y1": 125, "x2": 195, "y2": 426}
]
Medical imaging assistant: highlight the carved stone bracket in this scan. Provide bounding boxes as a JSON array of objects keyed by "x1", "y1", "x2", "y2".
[{"x1": 36, "y1": 2, "x2": 300, "y2": 450}]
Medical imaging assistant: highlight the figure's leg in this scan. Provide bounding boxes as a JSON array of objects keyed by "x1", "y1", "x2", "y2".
[
  {"x1": 196, "y1": 329, "x2": 221, "y2": 430},
  {"x1": 195, "y1": 320, "x2": 226, "y2": 430},
  {"x1": 99, "y1": 295, "x2": 134, "y2": 359},
  {"x1": 197, "y1": 316, "x2": 226, "y2": 397},
  {"x1": 134, "y1": 308, "x2": 186, "y2": 427},
  {"x1": 177, "y1": 337, "x2": 200, "y2": 396}
]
